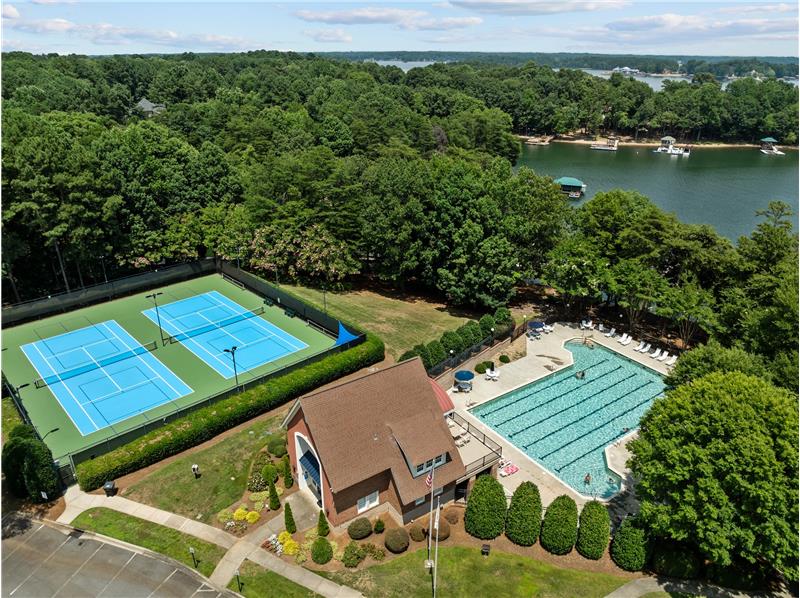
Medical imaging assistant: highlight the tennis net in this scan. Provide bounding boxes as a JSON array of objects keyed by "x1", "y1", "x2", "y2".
[
  {"x1": 34, "y1": 340, "x2": 159, "y2": 389},
  {"x1": 166, "y1": 307, "x2": 265, "y2": 344}
]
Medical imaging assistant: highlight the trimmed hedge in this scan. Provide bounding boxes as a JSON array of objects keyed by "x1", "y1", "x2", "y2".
[
  {"x1": 77, "y1": 333, "x2": 384, "y2": 490},
  {"x1": 311, "y1": 537, "x2": 333, "y2": 564},
  {"x1": 348, "y1": 517, "x2": 373, "y2": 540},
  {"x1": 540, "y1": 495, "x2": 578, "y2": 555},
  {"x1": 479, "y1": 314, "x2": 496, "y2": 337},
  {"x1": 426, "y1": 341, "x2": 446, "y2": 366},
  {"x1": 440, "y1": 330, "x2": 464, "y2": 355},
  {"x1": 413, "y1": 344, "x2": 432, "y2": 369},
  {"x1": 384, "y1": 528, "x2": 409, "y2": 554},
  {"x1": 610, "y1": 519, "x2": 648, "y2": 571},
  {"x1": 505, "y1": 481, "x2": 542, "y2": 546},
  {"x1": 576, "y1": 501, "x2": 610, "y2": 560},
  {"x1": 2, "y1": 427, "x2": 61, "y2": 502},
  {"x1": 464, "y1": 475, "x2": 506, "y2": 540},
  {"x1": 261, "y1": 463, "x2": 278, "y2": 483}
]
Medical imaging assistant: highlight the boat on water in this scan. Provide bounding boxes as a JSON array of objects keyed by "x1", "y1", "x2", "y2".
[
  {"x1": 590, "y1": 136, "x2": 619, "y2": 151},
  {"x1": 654, "y1": 135, "x2": 690, "y2": 156},
  {"x1": 760, "y1": 136, "x2": 785, "y2": 155},
  {"x1": 555, "y1": 176, "x2": 586, "y2": 199}
]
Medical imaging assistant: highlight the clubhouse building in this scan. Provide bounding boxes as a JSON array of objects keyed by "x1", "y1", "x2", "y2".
[{"x1": 282, "y1": 358, "x2": 502, "y2": 525}]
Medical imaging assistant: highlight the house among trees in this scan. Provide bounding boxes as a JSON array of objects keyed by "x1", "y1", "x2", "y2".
[
  {"x1": 283, "y1": 358, "x2": 502, "y2": 526},
  {"x1": 135, "y1": 97, "x2": 165, "y2": 117}
]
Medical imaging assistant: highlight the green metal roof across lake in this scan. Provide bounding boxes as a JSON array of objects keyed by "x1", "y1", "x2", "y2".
[
  {"x1": 555, "y1": 176, "x2": 584, "y2": 187},
  {"x1": 761, "y1": 137, "x2": 778, "y2": 143}
]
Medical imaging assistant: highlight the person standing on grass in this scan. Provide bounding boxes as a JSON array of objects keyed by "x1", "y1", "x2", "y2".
[{"x1": 192, "y1": 464, "x2": 200, "y2": 479}]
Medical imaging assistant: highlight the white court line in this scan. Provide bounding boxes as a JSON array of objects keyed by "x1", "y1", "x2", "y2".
[
  {"x1": 207, "y1": 291, "x2": 306, "y2": 352},
  {"x1": 80, "y1": 376, "x2": 163, "y2": 406},
  {"x1": 196, "y1": 309, "x2": 246, "y2": 346},
  {"x1": 82, "y1": 347, "x2": 122, "y2": 392},
  {"x1": 28, "y1": 342, "x2": 99, "y2": 432},
  {"x1": 100, "y1": 322, "x2": 189, "y2": 398},
  {"x1": 41, "y1": 335, "x2": 118, "y2": 365},
  {"x1": 149, "y1": 309, "x2": 235, "y2": 376}
]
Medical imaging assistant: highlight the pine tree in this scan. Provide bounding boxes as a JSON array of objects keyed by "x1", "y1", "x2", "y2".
[
  {"x1": 268, "y1": 478, "x2": 280, "y2": 511},
  {"x1": 282, "y1": 455, "x2": 293, "y2": 488},
  {"x1": 317, "y1": 509, "x2": 330, "y2": 537},
  {"x1": 284, "y1": 502, "x2": 297, "y2": 534}
]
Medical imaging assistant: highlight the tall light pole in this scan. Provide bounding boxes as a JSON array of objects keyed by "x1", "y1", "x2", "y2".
[
  {"x1": 145, "y1": 292, "x2": 164, "y2": 344},
  {"x1": 42, "y1": 427, "x2": 60, "y2": 441},
  {"x1": 99, "y1": 255, "x2": 108, "y2": 284},
  {"x1": 224, "y1": 346, "x2": 239, "y2": 392}
]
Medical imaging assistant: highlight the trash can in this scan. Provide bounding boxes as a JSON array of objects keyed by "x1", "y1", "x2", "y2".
[
  {"x1": 103, "y1": 480, "x2": 116, "y2": 497},
  {"x1": 481, "y1": 544, "x2": 490, "y2": 557}
]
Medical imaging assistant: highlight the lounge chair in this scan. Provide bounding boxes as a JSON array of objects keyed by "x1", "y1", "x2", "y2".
[
  {"x1": 657, "y1": 352, "x2": 670, "y2": 362},
  {"x1": 649, "y1": 348, "x2": 662, "y2": 359},
  {"x1": 617, "y1": 333, "x2": 629, "y2": 344},
  {"x1": 621, "y1": 336, "x2": 632, "y2": 346},
  {"x1": 665, "y1": 355, "x2": 678, "y2": 366},
  {"x1": 633, "y1": 340, "x2": 644, "y2": 351},
  {"x1": 598, "y1": 323, "x2": 606, "y2": 333},
  {"x1": 605, "y1": 327, "x2": 616, "y2": 338},
  {"x1": 543, "y1": 324, "x2": 554, "y2": 333},
  {"x1": 637, "y1": 343, "x2": 651, "y2": 354},
  {"x1": 586, "y1": 321, "x2": 596, "y2": 330}
]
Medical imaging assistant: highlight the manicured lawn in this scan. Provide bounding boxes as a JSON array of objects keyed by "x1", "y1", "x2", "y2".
[
  {"x1": 123, "y1": 416, "x2": 280, "y2": 524},
  {"x1": 72, "y1": 507, "x2": 227, "y2": 577},
  {"x1": 285, "y1": 284, "x2": 475, "y2": 359},
  {"x1": 2, "y1": 397, "x2": 23, "y2": 442},
  {"x1": 227, "y1": 559, "x2": 321, "y2": 598},
  {"x1": 320, "y1": 546, "x2": 629, "y2": 598},
  {"x1": 640, "y1": 593, "x2": 702, "y2": 598}
]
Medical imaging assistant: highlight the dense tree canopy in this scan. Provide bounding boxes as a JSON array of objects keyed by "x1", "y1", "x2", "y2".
[{"x1": 629, "y1": 372, "x2": 798, "y2": 581}]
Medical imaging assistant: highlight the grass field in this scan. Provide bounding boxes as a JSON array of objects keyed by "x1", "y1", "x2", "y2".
[
  {"x1": 321, "y1": 546, "x2": 628, "y2": 598},
  {"x1": 71, "y1": 507, "x2": 227, "y2": 577},
  {"x1": 2, "y1": 274, "x2": 333, "y2": 460},
  {"x1": 228, "y1": 559, "x2": 321, "y2": 598},
  {"x1": 2, "y1": 397, "x2": 23, "y2": 442},
  {"x1": 285, "y1": 284, "x2": 475, "y2": 359},
  {"x1": 122, "y1": 416, "x2": 281, "y2": 524}
]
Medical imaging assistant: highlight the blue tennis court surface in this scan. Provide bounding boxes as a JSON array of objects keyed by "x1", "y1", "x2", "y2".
[
  {"x1": 143, "y1": 291, "x2": 308, "y2": 378},
  {"x1": 21, "y1": 321, "x2": 193, "y2": 436}
]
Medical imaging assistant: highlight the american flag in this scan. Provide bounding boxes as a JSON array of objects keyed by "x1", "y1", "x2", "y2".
[{"x1": 425, "y1": 471, "x2": 433, "y2": 488}]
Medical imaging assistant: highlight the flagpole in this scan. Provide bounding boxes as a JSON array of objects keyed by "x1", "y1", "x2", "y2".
[
  {"x1": 427, "y1": 460, "x2": 436, "y2": 559},
  {"x1": 433, "y1": 496, "x2": 440, "y2": 598}
]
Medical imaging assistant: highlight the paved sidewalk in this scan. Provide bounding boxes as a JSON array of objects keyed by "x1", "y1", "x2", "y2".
[
  {"x1": 59, "y1": 486, "x2": 361, "y2": 597},
  {"x1": 58, "y1": 486, "x2": 236, "y2": 549},
  {"x1": 604, "y1": 576, "x2": 793, "y2": 598}
]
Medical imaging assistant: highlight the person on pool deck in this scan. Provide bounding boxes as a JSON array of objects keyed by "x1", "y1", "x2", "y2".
[{"x1": 584, "y1": 473, "x2": 592, "y2": 485}]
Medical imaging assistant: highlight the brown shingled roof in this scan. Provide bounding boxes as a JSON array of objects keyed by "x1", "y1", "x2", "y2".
[{"x1": 295, "y1": 358, "x2": 465, "y2": 505}]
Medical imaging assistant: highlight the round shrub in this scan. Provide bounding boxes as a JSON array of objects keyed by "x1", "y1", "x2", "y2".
[
  {"x1": 444, "y1": 509, "x2": 460, "y2": 524},
  {"x1": 246, "y1": 511, "x2": 261, "y2": 524},
  {"x1": 311, "y1": 537, "x2": 333, "y2": 564},
  {"x1": 493, "y1": 306, "x2": 513, "y2": 328},
  {"x1": 456, "y1": 325, "x2": 475, "y2": 350},
  {"x1": 217, "y1": 509, "x2": 233, "y2": 524},
  {"x1": 261, "y1": 463, "x2": 278, "y2": 483},
  {"x1": 384, "y1": 528, "x2": 410, "y2": 554},
  {"x1": 413, "y1": 344, "x2": 433, "y2": 369},
  {"x1": 611, "y1": 520, "x2": 648, "y2": 571},
  {"x1": 373, "y1": 518, "x2": 385, "y2": 534},
  {"x1": 499, "y1": 354, "x2": 511, "y2": 364},
  {"x1": 651, "y1": 542, "x2": 703, "y2": 579},
  {"x1": 475, "y1": 362, "x2": 488, "y2": 374},
  {"x1": 341, "y1": 541, "x2": 366, "y2": 568},
  {"x1": 440, "y1": 330, "x2": 464, "y2": 355},
  {"x1": 505, "y1": 481, "x2": 542, "y2": 546},
  {"x1": 348, "y1": 517, "x2": 373, "y2": 540},
  {"x1": 409, "y1": 523, "x2": 425, "y2": 542},
  {"x1": 317, "y1": 510, "x2": 330, "y2": 537},
  {"x1": 540, "y1": 495, "x2": 578, "y2": 555},
  {"x1": 268, "y1": 438, "x2": 287, "y2": 458},
  {"x1": 283, "y1": 538, "x2": 299, "y2": 556},
  {"x1": 428, "y1": 518, "x2": 450, "y2": 541},
  {"x1": 576, "y1": 501, "x2": 610, "y2": 560},
  {"x1": 233, "y1": 507, "x2": 248, "y2": 521},
  {"x1": 465, "y1": 320, "x2": 484, "y2": 345},
  {"x1": 278, "y1": 531, "x2": 292, "y2": 544},
  {"x1": 398, "y1": 349, "x2": 419, "y2": 362},
  {"x1": 464, "y1": 475, "x2": 507, "y2": 540},
  {"x1": 479, "y1": 314, "x2": 496, "y2": 337}
]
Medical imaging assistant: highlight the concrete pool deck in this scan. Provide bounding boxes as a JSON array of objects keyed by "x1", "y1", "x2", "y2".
[{"x1": 448, "y1": 322, "x2": 670, "y2": 512}]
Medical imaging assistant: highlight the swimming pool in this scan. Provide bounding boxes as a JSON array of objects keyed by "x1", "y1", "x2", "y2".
[{"x1": 471, "y1": 340, "x2": 664, "y2": 498}]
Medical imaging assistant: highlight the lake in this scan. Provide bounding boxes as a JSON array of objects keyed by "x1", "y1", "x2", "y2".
[{"x1": 517, "y1": 142, "x2": 799, "y2": 240}]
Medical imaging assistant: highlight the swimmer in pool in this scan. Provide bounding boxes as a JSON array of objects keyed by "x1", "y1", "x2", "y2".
[{"x1": 584, "y1": 473, "x2": 592, "y2": 485}]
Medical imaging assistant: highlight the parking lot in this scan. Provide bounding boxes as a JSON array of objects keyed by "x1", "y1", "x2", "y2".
[{"x1": 2, "y1": 515, "x2": 233, "y2": 597}]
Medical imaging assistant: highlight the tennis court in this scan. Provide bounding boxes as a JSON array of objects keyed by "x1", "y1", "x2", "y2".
[
  {"x1": 2, "y1": 274, "x2": 339, "y2": 461},
  {"x1": 142, "y1": 291, "x2": 308, "y2": 378},
  {"x1": 20, "y1": 321, "x2": 192, "y2": 436}
]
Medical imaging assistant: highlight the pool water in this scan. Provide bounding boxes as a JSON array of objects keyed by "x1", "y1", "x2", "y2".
[{"x1": 471, "y1": 341, "x2": 664, "y2": 498}]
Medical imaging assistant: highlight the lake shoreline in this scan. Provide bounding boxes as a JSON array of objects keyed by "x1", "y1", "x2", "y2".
[{"x1": 519, "y1": 134, "x2": 798, "y2": 150}]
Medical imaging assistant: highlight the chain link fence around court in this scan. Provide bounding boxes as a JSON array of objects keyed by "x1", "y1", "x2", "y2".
[
  {"x1": 2, "y1": 259, "x2": 217, "y2": 327},
  {"x1": 3, "y1": 259, "x2": 367, "y2": 470}
]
